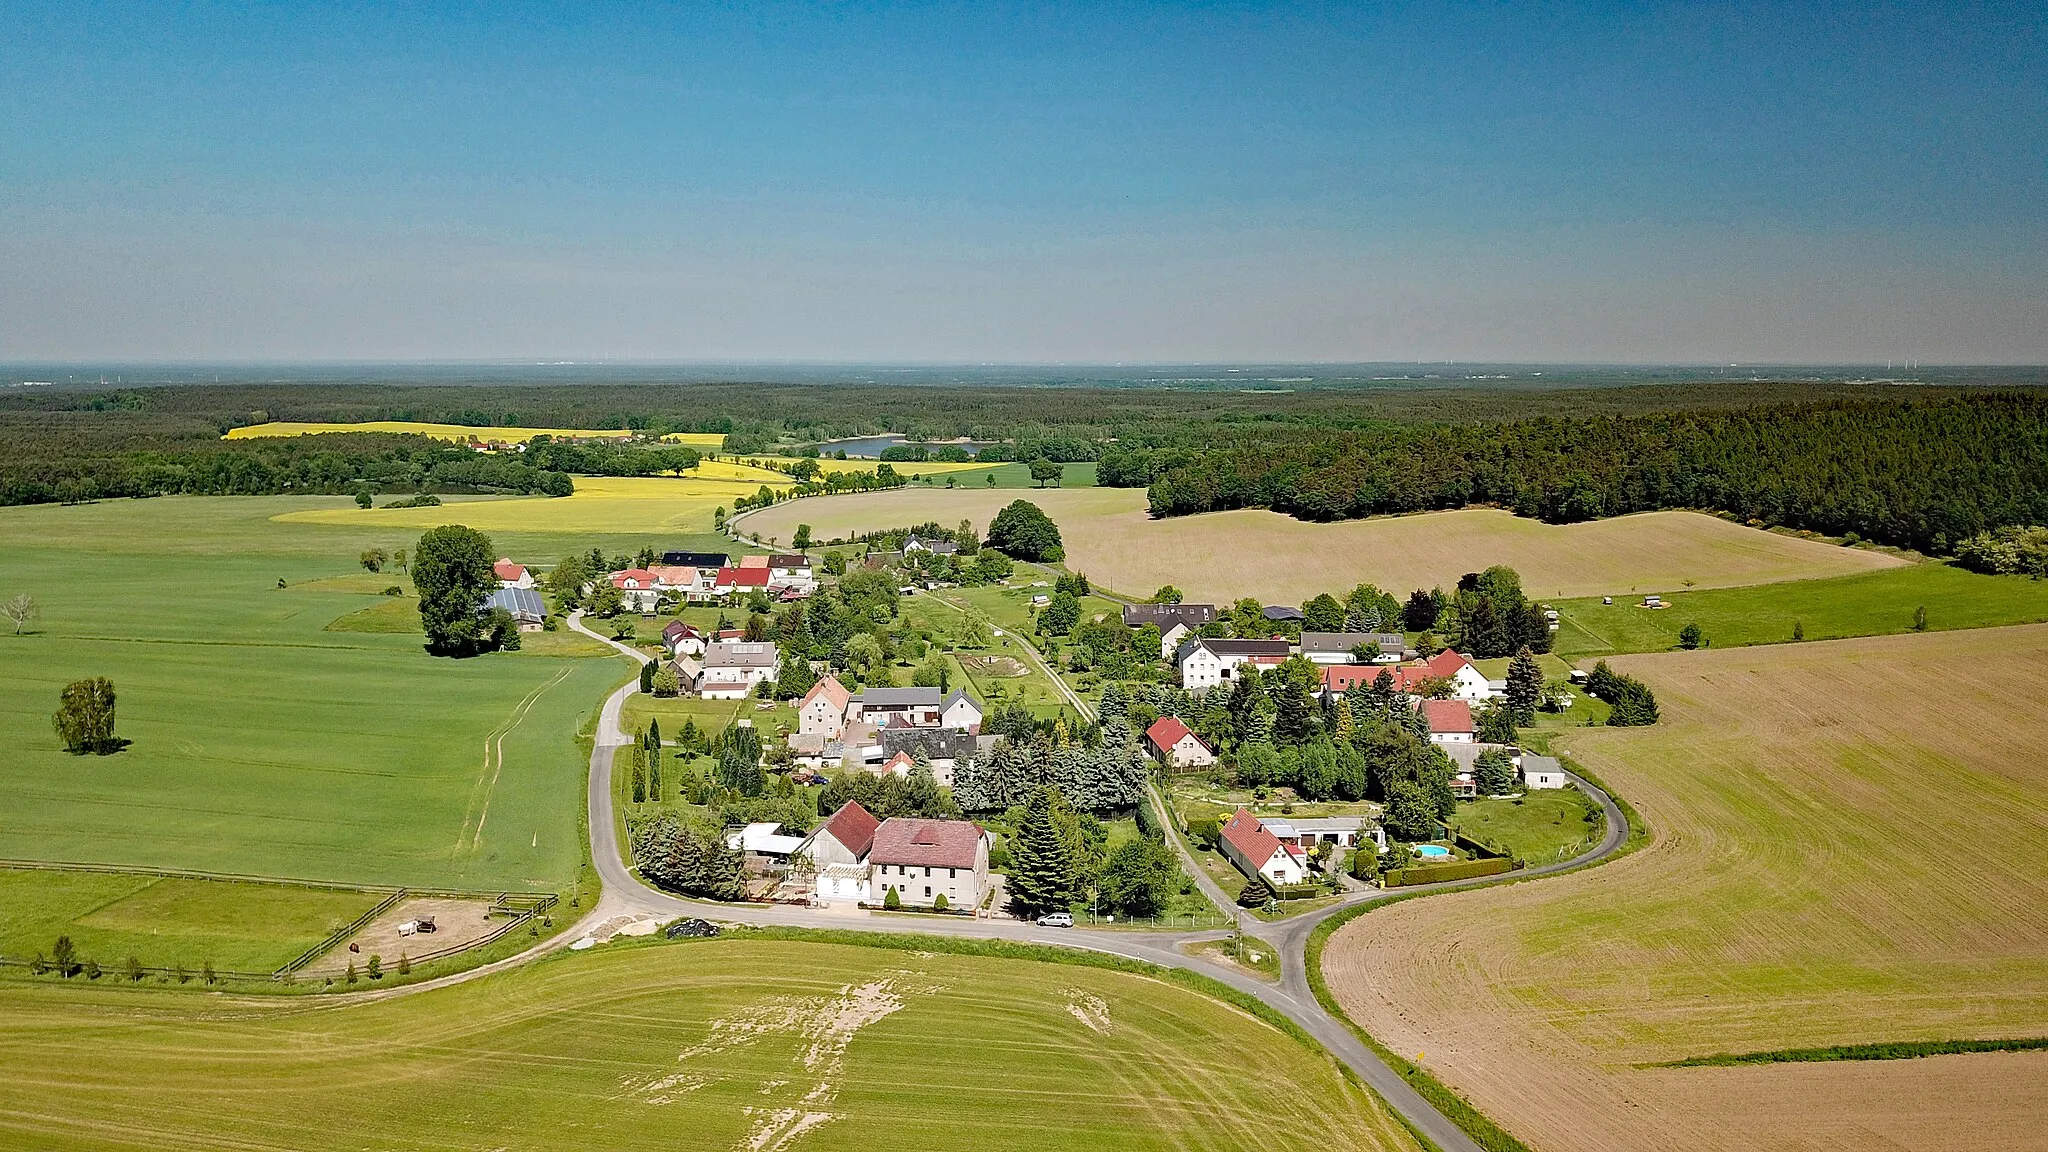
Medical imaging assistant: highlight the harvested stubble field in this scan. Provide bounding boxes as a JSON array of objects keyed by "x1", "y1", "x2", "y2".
[
  {"x1": 743, "y1": 492, "x2": 1900, "y2": 601},
  {"x1": 1323, "y1": 625, "x2": 2048, "y2": 1152},
  {"x1": 279, "y1": 473, "x2": 788, "y2": 535},
  {"x1": 0, "y1": 939, "x2": 1422, "y2": 1152}
]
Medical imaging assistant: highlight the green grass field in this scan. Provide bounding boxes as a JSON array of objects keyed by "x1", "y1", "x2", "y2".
[
  {"x1": 1552, "y1": 562, "x2": 2048, "y2": 658},
  {"x1": 0, "y1": 496, "x2": 633, "y2": 891},
  {"x1": 0, "y1": 938, "x2": 1421, "y2": 1152},
  {"x1": 0, "y1": 869, "x2": 380, "y2": 973},
  {"x1": 1448, "y1": 789, "x2": 1605, "y2": 865}
]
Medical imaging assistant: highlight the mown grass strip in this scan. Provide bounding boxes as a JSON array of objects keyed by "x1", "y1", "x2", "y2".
[{"x1": 1653, "y1": 1037, "x2": 2048, "y2": 1068}]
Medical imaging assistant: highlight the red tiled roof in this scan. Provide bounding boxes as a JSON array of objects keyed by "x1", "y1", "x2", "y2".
[
  {"x1": 881, "y1": 751, "x2": 916, "y2": 774},
  {"x1": 801, "y1": 674, "x2": 850, "y2": 712},
  {"x1": 717, "y1": 565, "x2": 771, "y2": 587},
  {"x1": 1320, "y1": 665, "x2": 1381, "y2": 693},
  {"x1": 1421, "y1": 698, "x2": 1475, "y2": 734},
  {"x1": 1425, "y1": 650, "x2": 1474, "y2": 678},
  {"x1": 493, "y1": 558, "x2": 527, "y2": 582},
  {"x1": 1220, "y1": 807, "x2": 1284, "y2": 870},
  {"x1": 867, "y1": 817, "x2": 980, "y2": 869},
  {"x1": 1145, "y1": 715, "x2": 1199, "y2": 751},
  {"x1": 819, "y1": 801, "x2": 880, "y2": 858},
  {"x1": 610, "y1": 568, "x2": 657, "y2": 588},
  {"x1": 738, "y1": 553, "x2": 771, "y2": 568},
  {"x1": 1383, "y1": 666, "x2": 1434, "y2": 694}
]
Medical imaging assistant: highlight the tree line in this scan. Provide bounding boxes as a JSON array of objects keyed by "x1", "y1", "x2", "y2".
[{"x1": 1140, "y1": 393, "x2": 2048, "y2": 555}]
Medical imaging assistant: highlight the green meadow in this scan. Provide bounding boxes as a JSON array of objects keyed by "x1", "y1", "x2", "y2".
[
  {"x1": 1551, "y1": 561, "x2": 2048, "y2": 658},
  {"x1": 0, "y1": 938, "x2": 1421, "y2": 1152},
  {"x1": 0, "y1": 496, "x2": 650, "y2": 893}
]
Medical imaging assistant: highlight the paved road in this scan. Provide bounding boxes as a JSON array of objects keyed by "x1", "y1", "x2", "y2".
[{"x1": 546, "y1": 610, "x2": 1633, "y2": 1151}]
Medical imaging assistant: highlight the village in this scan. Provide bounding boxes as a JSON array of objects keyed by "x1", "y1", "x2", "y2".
[{"x1": 495, "y1": 517, "x2": 1617, "y2": 924}]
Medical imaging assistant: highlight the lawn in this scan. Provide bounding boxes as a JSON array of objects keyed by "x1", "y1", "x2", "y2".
[
  {"x1": 1551, "y1": 560, "x2": 2048, "y2": 658},
  {"x1": 1322, "y1": 624, "x2": 2048, "y2": 1152},
  {"x1": 1448, "y1": 788, "x2": 1605, "y2": 865},
  {"x1": 0, "y1": 938, "x2": 1422, "y2": 1152},
  {"x1": 0, "y1": 495, "x2": 629, "y2": 891},
  {"x1": 0, "y1": 869, "x2": 380, "y2": 974},
  {"x1": 747, "y1": 497, "x2": 1901, "y2": 604}
]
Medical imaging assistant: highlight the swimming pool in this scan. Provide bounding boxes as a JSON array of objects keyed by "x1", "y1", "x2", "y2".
[{"x1": 1415, "y1": 844, "x2": 1452, "y2": 859}]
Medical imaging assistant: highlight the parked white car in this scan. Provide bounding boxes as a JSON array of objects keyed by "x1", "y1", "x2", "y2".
[{"x1": 1036, "y1": 912, "x2": 1074, "y2": 928}]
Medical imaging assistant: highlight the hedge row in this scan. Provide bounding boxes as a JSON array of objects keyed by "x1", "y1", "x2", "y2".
[{"x1": 1384, "y1": 857, "x2": 1514, "y2": 887}]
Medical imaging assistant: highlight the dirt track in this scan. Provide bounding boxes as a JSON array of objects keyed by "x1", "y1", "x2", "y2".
[{"x1": 1324, "y1": 625, "x2": 2048, "y2": 1152}]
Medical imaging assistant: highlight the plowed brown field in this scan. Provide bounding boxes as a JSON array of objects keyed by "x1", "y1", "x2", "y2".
[{"x1": 1323, "y1": 625, "x2": 2048, "y2": 1152}]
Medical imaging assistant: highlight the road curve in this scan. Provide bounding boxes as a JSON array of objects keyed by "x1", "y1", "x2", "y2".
[{"x1": 541, "y1": 609, "x2": 1631, "y2": 1152}]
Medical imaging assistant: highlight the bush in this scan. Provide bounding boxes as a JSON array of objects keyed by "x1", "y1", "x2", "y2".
[
  {"x1": 1236, "y1": 874, "x2": 1275, "y2": 908},
  {"x1": 883, "y1": 886, "x2": 902, "y2": 910},
  {"x1": 1383, "y1": 857, "x2": 1513, "y2": 887},
  {"x1": 933, "y1": 891, "x2": 949, "y2": 912},
  {"x1": 1185, "y1": 815, "x2": 1221, "y2": 850}
]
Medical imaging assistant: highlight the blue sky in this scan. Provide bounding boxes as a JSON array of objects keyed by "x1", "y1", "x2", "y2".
[{"x1": 3, "y1": 2, "x2": 2044, "y2": 362}]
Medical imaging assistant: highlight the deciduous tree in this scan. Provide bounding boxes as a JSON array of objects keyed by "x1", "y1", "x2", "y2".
[
  {"x1": 413, "y1": 525, "x2": 499, "y2": 655},
  {"x1": 53, "y1": 677, "x2": 118, "y2": 754}
]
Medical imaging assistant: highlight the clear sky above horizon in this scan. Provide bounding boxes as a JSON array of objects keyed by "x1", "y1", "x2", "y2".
[{"x1": 3, "y1": 2, "x2": 2044, "y2": 363}]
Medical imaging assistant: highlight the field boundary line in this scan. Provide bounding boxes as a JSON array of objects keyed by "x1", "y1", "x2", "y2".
[
  {"x1": 467, "y1": 664, "x2": 575, "y2": 854},
  {"x1": 0, "y1": 857, "x2": 552, "y2": 901}
]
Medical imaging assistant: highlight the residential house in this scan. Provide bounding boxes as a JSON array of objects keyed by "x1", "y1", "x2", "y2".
[
  {"x1": 699, "y1": 640, "x2": 781, "y2": 699},
  {"x1": 1298, "y1": 632, "x2": 1411, "y2": 665},
  {"x1": 868, "y1": 817, "x2": 988, "y2": 911},
  {"x1": 1122, "y1": 603, "x2": 1218, "y2": 658},
  {"x1": 784, "y1": 731, "x2": 846, "y2": 771},
  {"x1": 1262, "y1": 605, "x2": 1305, "y2": 623},
  {"x1": 1262, "y1": 816, "x2": 1382, "y2": 853},
  {"x1": 873, "y1": 728, "x2": 980, "y2": 787},
  {"x1": 713, "y1": 564, "x2": 773, "y2": 601},
  {"x1": 493, "y1": 558, "x2": 533, "y2": 589},
  {"x1": 767, "y1": 554, "x2": 817, "y2": 595},
  {"x1": 609, "y1": 568, "x2": 663, "y2": 613},
  {"x1": 1218, "y1": 808, "x2": 1310, "y2": 887},
  {"x1": 798, "y1": 801, "x2": 882, "y2": 906},
  {"x1": 1521, "y1": 754, "x2": 1567, "y2": 790},
  {"x1": 1422, "y1": 650, "x2": 1499, "y2": 702},
  {"x1": 940, "y1": 689, "x2": 983, "y2": 733},
  {"x1": 1421, "y1": 698, "x2": 1476, "y2": 744},
  {"x1": 1176, "y1": 638, "x2": 1292, "y2": 692},
  {"x1": 1319, "y1": 664, "x2": 1385, "y2": 697},
  {"x1": 1144, "y1": 716, "x2": 1216, "y2": 769},
  {"x1": 1442, "y1": 743, "x2": 1519, "y2": 798},
  {"x1": 668, "y1": 656, "x2": 703, "y2": 696},
  {"x1": 798, "y1": 675, "x2": 852, "y2": 740},
  {"x1": 486, "y1": 586, "x2": 546, "y2": 631},
  {"x1": 903, "y1": 534, "x2": 958, "y2": 556},
  {"x1": 847, "y1": 686, "x2": 943, "y2": 728},
  {"x1": 662, "y1": 620, "x2": 707, "y2": 658}
]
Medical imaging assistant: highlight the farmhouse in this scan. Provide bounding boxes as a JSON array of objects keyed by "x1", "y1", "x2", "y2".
[
  {"x1": 1298, "y1": 632, "x2": 1411, "y2": 665},
  {"x1": 1319, "y1": 664, "x2": 1386, "y2": 696},
  {"x1": 713, "y1": 564, "x2": 773, "y2": 599},
  {"x1": 1521, "y1": 754, "x2": 1567, "y2": 790},
  {"x1": 493, "y1": 557, "x2": 533, "y2": 588},
  {"x1": 873, "y1": 728, "x2": 981, "y2": 786},
  {"x1": 1145, "y1": 715, "x2": 1216, "y2": 769},
  {"x1": 1123, "y1": 603, "x2": 1218, "y2": 658},
  {"x1": 798, "y1": 801, "x2": 883, "y2": 906},
  {"x1": 1177, "y1": 638, "x2": 1292, "y2": 692},
  {"x1": 868, "y1": 817, "x2": 989, "y2": 911},
  {"x1": 1421, "y1": 698, "x2": 1476, "y2": 744},
  {"x1": 798, "y1": 675, "x2": 852, "y2": 739},
  {"x1": 486, "y1": 586, "x2": 545, "y2": 631},
  {"x1": 1218, "y1": 808, "x2": 1311, "y2": 886},
  {"x1": 848, "y1": 686, "x2": 943, "y2": 728},
  {"x1": 903, "y1": 534, "x2": 958, "y2": 555},
  {"x1": 700, "y1": 640, "x2": 780, "y2": 699}
]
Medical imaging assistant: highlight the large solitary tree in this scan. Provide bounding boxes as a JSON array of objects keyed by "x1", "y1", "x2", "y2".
[
  {"x1": 986, "y1": 500, "x2": 1064, "y2": 562},
  {"x1": 54, "y1": 677, "x2": 118, "y2": 754},
  {"x1": 413, "y1": 525, "x2": 499, "y2": 655}
]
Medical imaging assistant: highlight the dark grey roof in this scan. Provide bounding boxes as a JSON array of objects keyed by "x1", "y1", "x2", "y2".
[
  {"x1": 1182, "y1": 638, "x2": 1292, "y2": 659},
  {"x1": 1262, "y1": 605, "x2": 1306, "y2": 621},
  {"x1": 879, "y1": 727, "x2": 980, "y2": 761},
  {"x1": 856, "y1": 687, "x2": 943, "y2": 707},
  {"x1": 663, "y1": 550, "x2": 729, "y2": 567},
  {"x1": 1122, "y1": 603, "x2": 1217, "y2": 629},
  {"x1": 703, "y1": 640, "x2": 780, "y2": 668},
  {"x1": 487, "y1": 587, "x2": 545, "y2": 619},
  {"x1": 1300, "y1": 631, "x2": 1408, "y2": 654}
]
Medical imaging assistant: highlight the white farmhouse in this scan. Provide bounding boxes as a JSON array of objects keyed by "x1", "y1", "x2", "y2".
[
  {"x1": 1521, "y1": 754, "x2": 1567, "y2": 790},
  {"x1": 798, "y1": 674, "x2": 852, "y2": 740},
  {"x1": 1218, "y1": 808, "x2": 1310, "y2": 887},
  {"x1": 1144, "y1": 715, "x2": 1216, "y2": 769},
  {"x1": 699, "y1": 640, "x2": 780, "y2": 699},
  {"x1": 1176, "y1": 638, "x2": 1291, "y2": 692}
]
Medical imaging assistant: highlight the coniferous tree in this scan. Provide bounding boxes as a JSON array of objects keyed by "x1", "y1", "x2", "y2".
[
  {"x1": 1505, "y1": 647, "x2": 1544, "y2": 724},
  {"x1": 1006, "y1": 787, "x2": 1077, "y2": 917}
]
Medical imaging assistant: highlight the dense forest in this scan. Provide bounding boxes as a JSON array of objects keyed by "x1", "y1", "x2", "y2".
[
  {"x1": 2, "y1": 379, "x2": 2045, "y2": 554},
  {"x1": 1140, "y1": 393, "x2": 2048, "y2": 554}
]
